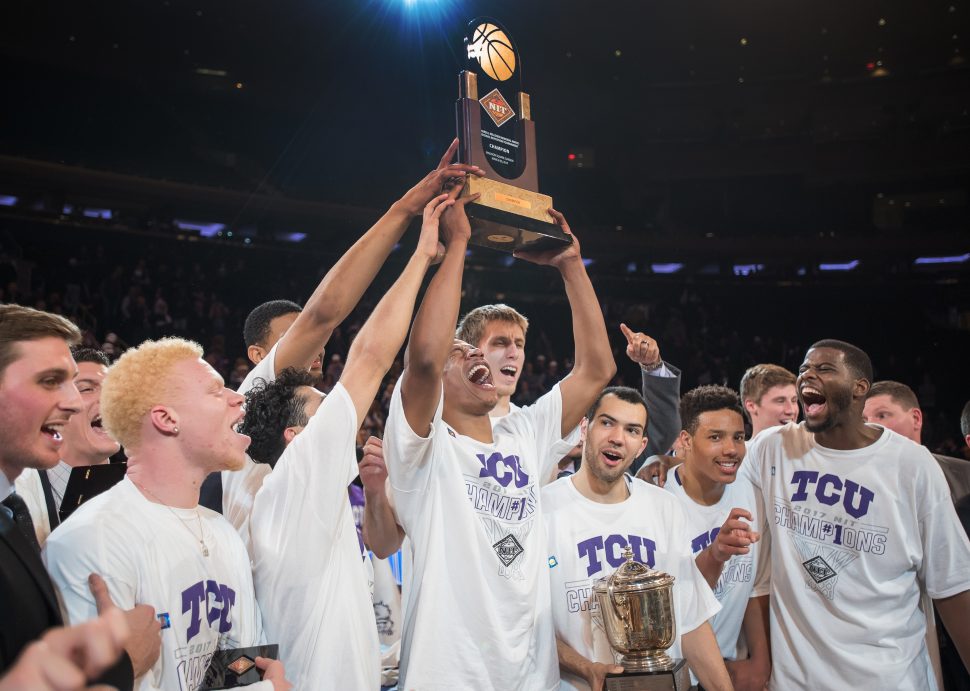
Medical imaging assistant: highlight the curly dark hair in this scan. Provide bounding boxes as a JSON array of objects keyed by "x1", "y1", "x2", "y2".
[
  {"x1": 238, "y1": 367, "x2": 315, "y2": 467},
  {"x1": 680, "y1": 385, "x2": 744, "y2": 435}
]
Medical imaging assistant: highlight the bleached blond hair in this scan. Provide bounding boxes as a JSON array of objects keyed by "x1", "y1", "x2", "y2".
[{"x1": 101, "y1": 337, "x2": 203, "y2": 450}]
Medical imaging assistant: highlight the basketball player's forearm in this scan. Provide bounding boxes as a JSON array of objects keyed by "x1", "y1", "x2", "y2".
[
  {"x1": 273, "y1": 203, "x2": 414, "y2": 376},
  {"x1": 935, "y1": 589, "x2": 970, "y2": 672},
  {"x1": 556, "y1": 260, "x2": 616, "y2": 434},
  {"x1": 555, "y1": 637, "x2": 593, "y2": 680},
  {"x1": 695, "y1": 547, "x2": 727, "y2": 589},
  {"x1": 362, "y1": 497, "x2": 404, "y2": 558},
  {"x1": 741, "y1": 595, "x2": 771, "y2": 669},
  {"x1": 408, "y1": 236, "x2": 467, "y2": 375},
  {"x1": 562, "y1": 260, "x2": 613, "y2": 380},
  {"x1": 400, "y1": 235, "x2": 467, "y2": 431},
  {"x1": 682, "y1": 622, "x2": 733, "y2": 691},
  {"x1": 350, "y1": 252, "x2": 431, "y2": 375},
  {"x1": 343, "y1": 252, "x2": 432, "y2": 422},
  {"x1": 298, "y1": 204, "x2": 410, "y2": 336}
]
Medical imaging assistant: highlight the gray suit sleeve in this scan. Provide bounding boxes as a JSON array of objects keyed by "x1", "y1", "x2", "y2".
[{"x1": 631, "y1": 362, "x2": 682, "y2": 474}]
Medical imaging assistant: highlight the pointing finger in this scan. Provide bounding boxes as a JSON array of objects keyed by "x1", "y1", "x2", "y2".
[
  {"x1": 619, "y1": 323, "x2": 636, "y2": 344},
  {"x1": 437, "y1": 138, "x2": 459, "y2": 169}
]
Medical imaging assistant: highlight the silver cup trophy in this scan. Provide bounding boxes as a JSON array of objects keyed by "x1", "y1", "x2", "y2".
[{"x1": 592, "y1": 548, "x2": 690, "y2": 691}]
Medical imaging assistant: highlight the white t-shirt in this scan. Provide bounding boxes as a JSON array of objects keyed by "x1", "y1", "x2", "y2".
[
  {"x1": 663, "y1": 465, "x2": 770, "y2": 663},
  {"x1": 543, "y1": 475, "x2": 721, "y2": 691},
  {"x1": 43, "y1": 477, "x2": 270, "y2": 691},
  {"x1": 744, "y1": 422, "x2": 970, "y2": 691},
  {"x1": 503, "y1": 401, "x2": 580, "y2": 486},
  {"x1": 250, "y1": 383, "x2": 380, "y2": 690},
  {"x1": 222, "y1": 343, "x2": 278, "y2": 554},
  {"x1": 384, "y1": 380, "x2": 566, "y2": 691}
]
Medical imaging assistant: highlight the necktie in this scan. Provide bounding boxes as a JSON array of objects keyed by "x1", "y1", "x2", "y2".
[{"x1": 3, "y1": 492, "x2": 42, "y2": 553}]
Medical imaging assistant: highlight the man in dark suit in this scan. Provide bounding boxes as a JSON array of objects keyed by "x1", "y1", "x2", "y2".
[
  {"x1": 864, "y1": 380, "x2": 970, "y2": 689},
  {"x1": 0, "y1": 303, "x2": 159, "y2": 685}
]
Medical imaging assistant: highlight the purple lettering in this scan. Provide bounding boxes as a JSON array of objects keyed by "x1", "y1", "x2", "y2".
[
  {"x1": 815, "y1": 474, "x2": 842, "y2": 506},
  {"x1": 181, "y1": 582, "x2": 205, "y2": 642},
  {"x1": 218, "y1": 584, "x2": 236, "y2": 633},
  {"x1": 578, "y1": 536, "x2": 605, "y2": 577},
  {"x1": 633, "y1": 535, "x2": 657, "y2": 567},
  {"x1": 843, "y1": 480, "x2": 874, "y2": 518},
  {"x1": 790, "y1": 470, "x2": 818, "y2": 502},
  {"x1": 477, "y1": 453, "x2": 530, "y2": 488},
  {"x1": 604, "y1": 535, "x2": 628, "y2": 568}
]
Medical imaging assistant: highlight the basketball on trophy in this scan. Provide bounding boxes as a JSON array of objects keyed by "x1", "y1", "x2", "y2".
[{"x1": 470, "y1": 22, "x2": 516, "y2": 81}]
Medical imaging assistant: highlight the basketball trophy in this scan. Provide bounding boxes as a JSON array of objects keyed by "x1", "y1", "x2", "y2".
[
  {"x1": 455, "y1": 18, "x2": 571, "y2": 253},
  {"x1": 592, "y1": 548, "x2": 691, "y2": 690}
]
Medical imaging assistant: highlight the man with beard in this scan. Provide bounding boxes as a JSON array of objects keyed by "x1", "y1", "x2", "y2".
[
  {"x1": 543, "y1": 387, "x2": 732, "y2": 691},
  {"x1": 16, "y1": 348, "x2": 120, "y2": 545},
  {"x1": 743, "y1": 339, "x2": 970, "y2": 689},
  {"x1": 383, "y1": 198, "x2": 615, "y2": 689}
]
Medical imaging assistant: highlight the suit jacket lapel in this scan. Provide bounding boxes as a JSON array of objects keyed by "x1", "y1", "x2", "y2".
[{"x1": 0, "y1": 507, "x2": 61, "y2": 621}]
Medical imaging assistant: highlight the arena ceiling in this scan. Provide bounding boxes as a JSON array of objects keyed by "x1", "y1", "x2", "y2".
[{"x1": 1, "y1": 0, "x2": 968, "y2": 260}]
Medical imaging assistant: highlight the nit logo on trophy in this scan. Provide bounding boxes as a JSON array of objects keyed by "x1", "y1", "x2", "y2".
[{"x1": 480, "y1": 89, "x2": 515, "y2": 127}]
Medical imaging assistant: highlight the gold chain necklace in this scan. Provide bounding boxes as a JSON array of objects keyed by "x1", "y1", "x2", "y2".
[{"x1": 134, "y1": 482, "x2": 209, "y2": 557}]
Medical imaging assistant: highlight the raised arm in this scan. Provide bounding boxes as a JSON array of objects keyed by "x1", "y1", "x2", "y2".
[
  {"x1": 514, "y1": 209, "x2": 616, "y2": 437},
  {"x1": 399, "y1": 188, "x2": 477, "y2": 435},
  {"x1": 338, "y1": 194, "x2": 453, "y2": 423},
  {"x1": 273, "y1": 140, "x2": 482, "y2": 375},
  {"x1": 359, "y1": 436, "x2": 406, "y2": 558},
  {"x1": 620, "y1": 325, "x2": 683, "y2": 461}
]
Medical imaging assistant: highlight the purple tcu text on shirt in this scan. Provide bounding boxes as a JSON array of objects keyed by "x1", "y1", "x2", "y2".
[
  {"x1": 577, "y1": 534, "x2": 657, "y2": 577},
  {"x1": 182, "y1": 580, "x2": 237, "y2": 642},
  {"x1": 690, "y1": 527, "x2": 721, "y2": 555},
  {"x1": 477, "y1": 452, "x2": 530, "y2": 488},
  {"x1": 789, "y1": 470, "x2": 875, "y2": 519}
]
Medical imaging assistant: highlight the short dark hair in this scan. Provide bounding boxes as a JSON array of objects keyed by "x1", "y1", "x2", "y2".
[
  {"x1": 867, "y1": 381, "x2": 920, "y2": 410},
  {"x1": 961, "y1": 400, "x2": 970, "y2": 438},
  {"x1": 586, "y1": 386, "x2": 649, "y2": 427},
  {"x1": 243, "y1": 300, "x2": 302, "y2": 348},
  {"x1": 70, "y1": 346, "x2": 110, "y2": 367},
  {"x1": 238, "y1": 367, "x2": 315, "y2": 466},
  {"x1": 809, "y1": 339, "x2": 873, "y2": 383},
  {"x1": 680, "y1": 385, "x2": 744, "y2": 435}
]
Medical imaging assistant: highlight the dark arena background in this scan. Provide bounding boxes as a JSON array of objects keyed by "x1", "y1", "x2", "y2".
[{"x1": 1, "y1": 0, "x2": 968, "y2": 451}]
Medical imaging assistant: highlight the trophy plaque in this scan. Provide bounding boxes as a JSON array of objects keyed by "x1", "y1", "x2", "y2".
[
  {"x1": 592, "y1": 549, "x2": 691, "y2": 691},
  {"x1": 455, "y1": 18, "x2": 571, "y2": 253}
]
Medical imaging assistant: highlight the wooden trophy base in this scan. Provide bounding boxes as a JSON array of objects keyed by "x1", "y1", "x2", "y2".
[
  {"x1": 604, "y1": 658, "x2": 691, "y2": 691},
  {"x1": 460, "y1": 176, "x2": 572, "y2": 253}
]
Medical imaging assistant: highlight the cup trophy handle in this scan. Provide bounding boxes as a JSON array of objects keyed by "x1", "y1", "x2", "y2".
[{"x1": 607, "y1": 572, "x2": 633, "y2": 636}]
